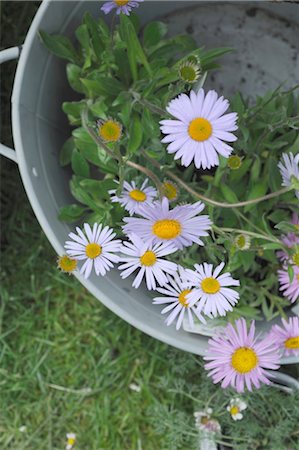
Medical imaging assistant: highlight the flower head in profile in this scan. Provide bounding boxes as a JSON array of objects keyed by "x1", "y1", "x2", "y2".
[
  {"x1": 277, "y1": 213, "x2": 299, "y2": 264},
  {"x1": 278, "y1": 152, "x2": 299, "y2": 199},
  {"x1": 160, "y1": 89, "x2": 238, "y2": 170},
  {"x1": 161, "y1": 180, "x2": 179, "y2": 202},
  {"x1": 234, "y1": 234, "x2": 251, "y2": 251},
  {"x1": 122, "y1": 197, "x2": 212, "y2": 250},
  {"x1": 101, "y1": 0, "x2": 143, "y2": 16},
  {"x1": 118, "y1": 234, "x2": 177, "y2": 290},
  {"x1": 153, "y1": 267, "x2": 206, "y2": 330},
  {"x1": 57, "y1": 255, "x2": 77, "y2": 274},
  {"x1": 64, "y1": 223, "x2": 121, "y2": 279},
  {"x1": 227, "y1": 155, "x2": 242, "y2": 170},
  {"x1": 227, "y1": 398, "x2": 247, "y2": 421},
  {"x1": 194, "y1": 408, "x2": 221, "y2": 434},
  {"x1": 178, "y1": 60, "x2": 201, "y2": 84},
  {"x1": 204, "y1": 318, "x2": 281, "y2": 392},
  {"x1": 183, "y1": 262, "x2": 240, "y2": 317},
  {"x1": 109, "y1": 179, "x2": 157, "y2": 216},
  {"x1": 66, "y1": 433, "x2": 76, "y2": 450},
  {"x1": 278, "y1": 266, "x2": 299, "y2": 303},
  {"x1": 270, "y1": 316, "x2": 299, "y2": 357},
  {"x1": 97, "y1": 118, "x2": 122, "y2": 142}
]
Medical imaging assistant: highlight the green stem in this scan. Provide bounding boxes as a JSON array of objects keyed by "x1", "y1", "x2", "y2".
[
  {"x1": 131, "y1": 91, "x2": 166, "y2": 116},
  {"x1": 213, "y1": 225, "x2": 282, "y2": 245}
]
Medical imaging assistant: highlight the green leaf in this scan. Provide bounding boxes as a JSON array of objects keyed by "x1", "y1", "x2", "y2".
[
  {"x1": 220, "y1": 184, "x2": 239, "y2": 203},
  {"x1": 288, "y1": 265, "x2": 294, "y2": 282},
  {"x1": 71, "y1": 149, "x2": 90, "y2": 178},
  {"x1": 262, "y1": 243, "x2": 284, "y2": 250},
  {"x1": 59, "y1": 137, "x2": 75, "y2": 167},
  {"x1": 128, "y1": 117, "x2": 143, "y2": 154},
  {"x1": 143, "y1": 21, "x2": 167, "y2": 48},
  {"x1": 80, "y1": 77, "x2": 122, "y2": 98},
  {"x1": 251, "y1": 157, "x2": 261, "y2": 182},
  {"x1": 79, "y1": 178, "x2": 117, "y2": 200},
  {"x1": 75, "y1": 24, "x2": 92, "y2": 69},
  {"x1": 83, "y1": 12, "x2": 104, "y2": 60},
  {"x1": 244, "y1": 181, "x2": 268, "y2": 212},
  {"x1": 62, "y1": 101, "x2": 86, "y2": 124},
  {"x1": 58, "y1": 204, "x2": 87, "y2": 223},
  {"x1": 275, "y1": 221, "x2": 299, "y2": 233},
  {"x1": 66, "y1": 64, "x2": 85, "y2": 94},
  {"x1": 39, "y1": 30, "x2": 80, "y2": 64}
]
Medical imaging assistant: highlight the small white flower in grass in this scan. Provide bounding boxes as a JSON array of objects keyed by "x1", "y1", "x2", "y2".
[
  {"x1": 118, "y1": 234, "x2": 177, "y2": 290},
  {"x1": 153, "y1": 267, "x2": 206, "y2": 330},
  {"x1": 122, "y1": 197, "x2": 212, "y2": 250},
  {"x1": 183, "y1": 262, "x2": 240, "y2": 317},
  {"x1": 227, "y1": 398, "x2": 247, "y2": 421},
  {"x1": 129, "y1": 383, "x2": 141, "y2": 392},
  {"x1": 109, "y1": 179, "x2": 157, "y2": 216},
  {"x1": 194, "y1": 409, "x2": 221, "y2": 433},
  {"x1": 278, "y1": 152, "x2": 299, "y2": 199},
  {"x1": 66, "y1": 433, "x2": 76, "y2": 450},
  {"x1": 19, "y1": 425, "x2": 27, "y2": 433},
  {"x1": 64, "y1": 223, "x2": 121, "y2": 279},
  {"x1": 160, "y1": 89, "x2": 238, "y2": 170}
]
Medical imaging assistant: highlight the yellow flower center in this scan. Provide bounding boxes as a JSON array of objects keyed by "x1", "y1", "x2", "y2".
[
  {"x1": 98, "y1": 120, "x2": 122, "y2": 142},
  {"x1": 67, "y1": 438, "x2": 76, "y2": 446},
  {"x1": 230, "y1": 406, "x2": 239, "y2": 415},
  {"x1": 292, "y1": 251, "x2": 299, "y2": 267},
  {"x1": 231, "y1": 347, "x2": 258, "y2": 373},
  {"x1": 162, "y1": 181, "x2": 178, "y2": 201},
  {"x1": 115, "y1": 0, "x2": 129, "y2": 5},
  {"x1": 188, "y1": 118, "x2": 212, "y2": 142},
  {"x1": 140, "y1": 250, "x2": 157, "y2": 266},
  {"x1": 201, "y1": 277, "x2": 220, "y2": 294},
  {"x1": 178, "y1": 289, "x2": 192, "y2": 307},
  {"x1": 152, "y1": 219, "x2": 181, "y2": 240},
  {"x1": 129, "y1": 189, "x2": 147, "y2": 202},
  {"x1": 58, "y1": 255, "x2": 77, "y2": 273},
  {"x1": 285, "y1": 336, "x2": 299, "y2": 349},
  {"x1": 228, "y1": 155, "x2": 242, "y2": 170},
  {"x1": 85, "y1": 243, "x2": 102, "y2": 259}
]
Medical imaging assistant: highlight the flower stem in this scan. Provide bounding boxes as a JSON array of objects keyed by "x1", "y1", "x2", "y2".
[
  {"x1": 213, "y1": 225, "x2": 282, "y2": 245},
  {"x1": 130, "y1": 91, "x2": 166, "y2": 117}
]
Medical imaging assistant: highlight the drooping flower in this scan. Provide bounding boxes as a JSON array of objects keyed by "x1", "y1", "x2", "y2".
[
  {"x1": 97, "y1": 118, "x2": 122, "y2": 142},
  {"x1": 66, "y1": 433, "x2": 76, "y2": 450},
  {"x1": 57, "y1": 255, "x2": 78, "y2": 274},
  {"x1": 122, "y1": 197, "x2": 212, "y2": 250},
  {"x1": 153, "y1": 267, "x2": 206, "y2": 330},
  {"x1": 64, "y1": 223, "x2": 121, "y2": 279},
  {"x1": 278, "y1": 266, "x2": 299, "y2": 303},
  {"x1": 278, "y1": 152, "x2": 299, "y2": 199},
  {"x1": 118, "y1": 234, "x2": 177, "y2": 290},
  {"x1": 277, "y1": 213, "x2": 299, "y2": 264},
  {"x1": 101, "y1": 0, "x2": 143, "y2": 16},
  {"x1": 160, "y1": 89, "x2": 238, "y2": 170},
  {"x1": 194, "y1": 408, "x2": 221, "y2": 434},
  {"x1": 183, "y1": 262, "x2": 240, "y2": 317},
  {"x1": 178, "y1": 60, "x2": 201, "y2": 84},
  {"x1": 109, "y1": 179, "x2": 157, "y2": 216},
  {"x1": 227, "y1": 398, "x2": 247, "y2": 421},
  {"x1": 270, "y1": 316, "x2": 299, "y2": 357},
  {"x1": 161, "y1": 180, "x2": 179, "y2": 202},
  {"x1": 234, "y1": 234, "x2": 251, "y2": 251},
  {"x1": 204, "y1": 318, "x2": 281, "y2": 392}
]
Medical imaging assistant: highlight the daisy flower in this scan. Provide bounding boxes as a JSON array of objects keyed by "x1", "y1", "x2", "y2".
[
  {"x1": 204, "y1": 318, "x2": 281, "y2": 393},
  {"x1": 97, "y1": 118, "x2": 122, "y2": 142},
  {"x1": 183, "y1": 262, "x2": 240, "y2": 317},
  {"x1": 57, "y1": 255, "x2": 77, "y2": 274},
  {"x1": 118, "y1": 234, "x2": 177, "y2": 290},
  {"x1": 234, "y1": 234, "x2": 251, "y2": 251},
  {"x1": 122, "y1": 197, "x2": 212, "y2": 250},
  {"x1": 64, "y1": 223, "x2": 121, "y2": 279},
  {"x1": 270, "y1": 316, "x2": 299, "y2": 357},
  {"x1": 277, "y1": 213, "x2": 299, "y2": 264},
  {"x1": 153, "y1": 267, "x2": 206, "y2": 330},
  {"x1": 227, "y1": 398, "x2": 247, "y2": 421},
  {"x1": 160, "y1": 89, "x2": 238, "y2": 170},
  {"x1": 194, "y1": 409, "x2": 221, "y2": 434},
  {"x1": 66, "y1": 433, "x2": 76, "y2": 450},
  {"x1": 109, "y1": 179, "x2": 157, "y2": 216},
  {"x1": 178, "y1": 60, "x2": 201, "y2": 84},
  {"x1": 278, "y1": 266, "x2": 299, "y2": 303},
  {"x1": 101, "y1": 0, "x2": 143, "y2": 16},
  {"x1": 278, "y1": 152, "x2": 299, "y2": 199}
]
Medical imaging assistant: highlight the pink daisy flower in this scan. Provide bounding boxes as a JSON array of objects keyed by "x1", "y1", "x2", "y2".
[
  {"x1": 278, "y1": 266, "x2": 299, "y2": 303},
  {"x1": 160, "y1": 89, "x2": 238, "y2": 170},
  {"x1": 270, "y1": 316, "x2": 299, "y2": 356},
  {"x1": 101, "y1": 0, "x2": 143, "y2": 16},
  {"x1": 277, "y1": 213, "x2": 299, "y2": 264},
  {"x1": 204, "y1": 318, "x2": 281, "y2": 393},
  {"x1": 122, "y1": 197, "x2": 212, "y2": 250}
]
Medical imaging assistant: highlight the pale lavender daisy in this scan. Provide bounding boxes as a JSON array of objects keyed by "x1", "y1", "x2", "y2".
[
  {"x1": 153, "y1": 267, "x2": 206, "y2": 330},
  {"x1": 204, "y1": 318, "x2": 281, "y2": 393},
  {"x1": 160, "y1": 89, "x2": 238, "y2": 170},
  {"x1": 270, "y1": 316, "x2": 299, "y2": 357},
  {"x1": 183, "y1": 262, "x2": 240, "y2": 317},
  {"x1": 122, "y1": 197, "x2": 212, "y2": 250},
  {"x1": 109, "y1": 179, "x2": 157, "y2": 216},
  {"x1": 278, "y1": 152, "x2": 299, "y2": 199},
  {"x1": 118, "y1": 234, "x2": 177, "y2": 290},
  {"x1": 64, "y1": 223, "x2": 121, "y2": 279},
  {"x1": 278, "y1": 266, "x2": 299, "y2": 303},
  {"x1": 101, "y1": 0, "x2": 143, "y2": 16}
]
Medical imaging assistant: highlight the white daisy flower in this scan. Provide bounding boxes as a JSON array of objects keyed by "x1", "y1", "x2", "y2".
[
  {"x1": 64, "y1": 223, "x2": 121, "y2": 279},
  {"x1": 226, "y1": 398, "x2": 247, "y2": 421},
  {"x1": 109, "y1": 179, "x2": 157, "y2": 216},
  {"x1": 153, "y1": 267, "x2": 206, "y2": 330},
  {"x1": 183, "y1": 262, "x2": 240, "y2": 317},
  {"x1": 194, "y1": 408, "x2": 221, "y2": 433},
  {"x1": 118, "y1": 233, "x2": 177, "y2": 290},
  {"x1": 122, "y1": 197, "x2": 212, "y2": 250},
  {"x1": 278, "y1": 152, "x2": 299, "y2": 199},
  {"x1": 66, "y1": 433, "x2": 76, "y2": 450},
  {"x1": 160, "y1": 89, "x2": 238, "y2": 170}
]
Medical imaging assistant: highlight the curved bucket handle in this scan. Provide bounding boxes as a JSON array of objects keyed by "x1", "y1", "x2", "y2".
[{"x1": 0, "y1": 46, "x2": 22, "y2": 164}]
